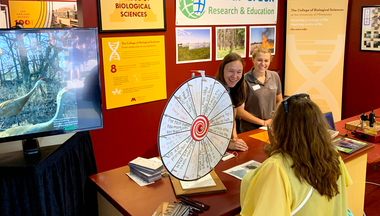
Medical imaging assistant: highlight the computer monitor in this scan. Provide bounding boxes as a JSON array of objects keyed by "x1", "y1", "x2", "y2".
[
  {"x1": 0, "y1": 28, "x2": 103, "y2": 155},
  {"x1": 324, "y1": 112, "x2": 336, "y2": 131}
]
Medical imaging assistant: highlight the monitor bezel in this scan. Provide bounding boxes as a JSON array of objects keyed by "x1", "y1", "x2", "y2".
[
  {"x1": 324, "y1": 111, "x2": 336, "y2": 131},
  {"x1": 0, "y1": 27, "x2": 103, "y2": 144}
]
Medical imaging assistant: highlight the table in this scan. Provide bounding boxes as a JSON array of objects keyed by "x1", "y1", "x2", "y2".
[
  {"x1": 335, "y1": 108, "x2": 380, "y2": 164},
  {"x1": 0, "y1": 132, "x2": 98, "y2": 216},
  {"x1": 331, "y1": 108, "x2": 380, "y2": 216},
  {"x1": 90, "y1": 128, "x2": 373, "y2": 216}
]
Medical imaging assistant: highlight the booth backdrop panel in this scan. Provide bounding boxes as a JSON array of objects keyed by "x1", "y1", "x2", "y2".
[
  {"x1": 342, "y1": 0, "x2": 380, "y2": 118},
  {"x1": 81, "y1": 0, "x2": 286, "y2": 172},
  {"x1": 284, "y1": 0, "x2": 349, "y2": 121}
]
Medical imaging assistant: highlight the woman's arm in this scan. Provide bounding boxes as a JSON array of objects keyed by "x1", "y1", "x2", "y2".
[
  {"x1": 276, "y1": 93, "x2": 283, "y2": 107},
  {"x1": 232, "y1": 118, "x2": 238, "y2": 138},
  {"x1": 228, "y1": 108, "x2": 248, "y2": 151},
  {"x1": 236, "y1": 105, "x2": 270, "y2": 126}
]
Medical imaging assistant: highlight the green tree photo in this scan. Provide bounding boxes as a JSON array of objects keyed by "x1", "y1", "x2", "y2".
[{"x1": 217, "y1": 28, "x2": 245, "y2": 59}]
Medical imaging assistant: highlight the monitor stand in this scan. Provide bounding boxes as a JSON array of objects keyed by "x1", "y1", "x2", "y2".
[
  {"x1": 0, "y1": 141, "x2": 61, "y2": 168},
  {"x1": 22, "y1": 138, "x2": 41, "y2": 156},
  {"x1": 0, "y1": 133, "x2": 74, "y2": 167}
]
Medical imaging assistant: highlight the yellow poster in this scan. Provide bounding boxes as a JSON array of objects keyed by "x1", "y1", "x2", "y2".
[
  {"x1": 284, "y1": 0, "x2": 348, "y2": 121},
  {"x1": 9, "y1": 1, "x2": 78, "y2": 28},
  {"x1": 102, "y1": 36, "x2": 167, "y2": 109},
  {"x1": 9, "y1": 1, "x2": 51, "y2": 28},
  {"x1": 99, "y1": 0, "x2": 165, "y2": 32}
]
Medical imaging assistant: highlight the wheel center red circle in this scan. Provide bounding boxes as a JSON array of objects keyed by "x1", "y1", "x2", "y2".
[
  {"x1": 197, "y1": 125, "x2": 203, "y2": 132},
  {"x1": 191, "y1": 115, "x2": 209, "y2": 141}
]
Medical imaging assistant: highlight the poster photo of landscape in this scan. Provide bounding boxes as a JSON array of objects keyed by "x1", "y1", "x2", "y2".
[
  {"x1": 215, "y1": 27, "x2": 246, "y2": 60},
  {"x1": 51, "y1": 2, "x2": 78, "y2": 28},
  {"x1": 249, "y1": 26, "x2": 276, "y2": 56},
  {"x1": 176, "y1": 27, "x2": 212, "y2": 64}
]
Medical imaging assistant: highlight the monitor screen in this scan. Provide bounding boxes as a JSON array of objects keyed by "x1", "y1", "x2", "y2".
[
  {"x1": 0, "y1": 28, "x2": 103, "y2": 143},
  {"x1": 324, "y1": 112, "x2": 336, "y2": 131}
]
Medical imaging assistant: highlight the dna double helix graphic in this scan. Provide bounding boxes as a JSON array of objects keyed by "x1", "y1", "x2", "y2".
[
  {"x1": 286, "y1": 34, "x2": 345, "y2": 120},
  {"x1": 108, "y1": 41, "x2": 120, "y2": 61}
]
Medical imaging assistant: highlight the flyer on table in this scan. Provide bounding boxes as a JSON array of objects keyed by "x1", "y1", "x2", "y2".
[{"x1": 102, "y1": 36, "x2": 167, "y2": 110}]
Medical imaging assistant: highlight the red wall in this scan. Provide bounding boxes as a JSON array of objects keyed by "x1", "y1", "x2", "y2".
[
  {"x1": 4, "y1": 0, "x2": 375, "y2": 172},
  {"x1": 342, "y1": 0, "x2": 380, "y2": 119},
  {"x1": 76, "y1": 0, "x2": 286, "y2": 172}
]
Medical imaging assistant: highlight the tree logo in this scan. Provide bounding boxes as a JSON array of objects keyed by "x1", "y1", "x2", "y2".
[{"x1": 179, "y1": 0, "x2": 206, "y2": 19}]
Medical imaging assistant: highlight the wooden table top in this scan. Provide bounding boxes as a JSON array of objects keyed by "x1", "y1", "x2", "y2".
[
  {"x1": 90, "y1": 127, "x2": 374, "y2": 216},
  {"x1": 335, "y1": 108, "x2": 379, "y2": 163}
]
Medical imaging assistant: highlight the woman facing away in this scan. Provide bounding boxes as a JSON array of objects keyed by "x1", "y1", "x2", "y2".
[
  {"x1": 240, "y1": 94, "x2": 352, "y2": 216},
  {"x1": 215, "y1": 53, "x2": 249, "y2": 151},
  {"x1": 237, "y1": 47, "x2": 283, "y2": 132}
]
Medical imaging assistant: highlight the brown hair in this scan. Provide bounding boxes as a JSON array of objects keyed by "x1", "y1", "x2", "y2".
[
  {"x1": 252, "y1": 46, "x2": 273, "y2": 62},
  {"x1": 266, "y1": 95, "x2": 341, "y2": 200},
  {"x1": 215, "y1": 53, "x2": 246, "y2": 107}
]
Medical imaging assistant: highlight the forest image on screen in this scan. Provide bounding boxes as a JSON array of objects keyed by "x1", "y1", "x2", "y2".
[{"x1": 0, "y1": 28, "x2": 102, "y2": 140}]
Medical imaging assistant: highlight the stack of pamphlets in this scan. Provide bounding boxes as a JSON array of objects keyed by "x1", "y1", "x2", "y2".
[
  {"x1": 128, "y1": 157, "x2": 163, "y2": 183},
  {"x1": 152, "y1": 196, "x2": 210, "y2": 216},
  {"x1": 328, "y1": 129, "x2": 339, "y2": 138},
  {"x1": 152, "y1": 202, "x2": 190, "y2": 216}
]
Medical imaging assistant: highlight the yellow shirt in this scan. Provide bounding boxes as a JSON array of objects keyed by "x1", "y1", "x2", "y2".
[{"x1": 240, "y1": 153, "x2": 352, "y2": 216}]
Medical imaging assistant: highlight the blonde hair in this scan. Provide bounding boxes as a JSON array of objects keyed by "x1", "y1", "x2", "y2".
[{"x1": 252, "y1": 47, "x2": 273, "y2": 62}]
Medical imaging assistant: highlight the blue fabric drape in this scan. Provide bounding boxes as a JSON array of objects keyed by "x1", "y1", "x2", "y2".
[{"x1": 0, "y1": 132, "x2": 98, "y2": 216}]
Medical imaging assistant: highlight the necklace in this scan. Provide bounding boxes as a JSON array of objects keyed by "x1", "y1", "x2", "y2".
[{"x1": 253, "y1": 70, "x2": 265, "y2": 84}]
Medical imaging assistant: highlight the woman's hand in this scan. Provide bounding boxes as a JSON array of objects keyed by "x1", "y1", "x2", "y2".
[
  {"x1": 264, "y1": 119, "x2": 272, "y2": 127},
  {"x1": 228, "y1": 138, "x2": 249, "y2": 151}
]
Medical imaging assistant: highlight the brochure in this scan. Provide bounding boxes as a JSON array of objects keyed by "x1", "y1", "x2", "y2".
[
  {"x1": 223, "y1": 160, "x2": 262, "y2": 180},
  {"x1": 333, "y1": 137, "x2": 368, "y2": 154}
]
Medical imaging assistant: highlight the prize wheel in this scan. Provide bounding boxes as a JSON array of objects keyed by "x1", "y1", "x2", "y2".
[{"x1": 158, "y1": 76, "x2": 234, "y2": 181}]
